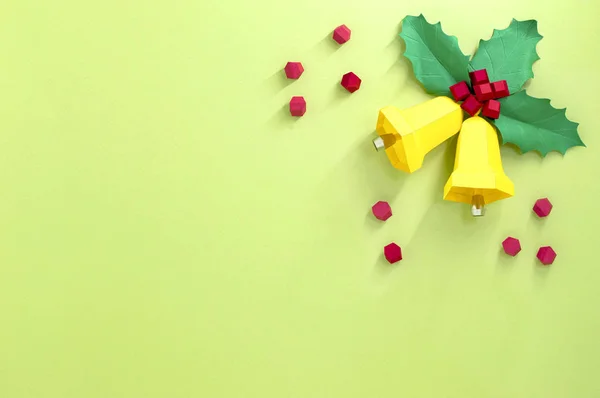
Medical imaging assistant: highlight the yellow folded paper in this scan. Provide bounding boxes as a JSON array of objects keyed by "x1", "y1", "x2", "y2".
[
  {"x1": 373, "y1": 96, "x2": 463, "y2": 173},
  {"x1": 444, "y1": 116, "x2": 514, "y2": 216}
]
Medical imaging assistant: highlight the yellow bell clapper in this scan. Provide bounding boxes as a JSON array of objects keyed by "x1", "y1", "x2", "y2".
[
  {"x1": 443, "y1": 116, "x2": 514, "y2": 216},
  {"x1": 373, "y1": 96, "x2": 463, "y2": 173}
]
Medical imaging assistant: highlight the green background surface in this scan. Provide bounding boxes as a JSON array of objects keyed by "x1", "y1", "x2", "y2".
[{"x1": 1, "y1": 1, "x2": 599, "y2": 397}]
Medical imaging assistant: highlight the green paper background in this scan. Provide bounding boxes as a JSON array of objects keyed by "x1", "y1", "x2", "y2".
[{"x1": 0, "y1": 1, "x2": 599, "y2": 397}]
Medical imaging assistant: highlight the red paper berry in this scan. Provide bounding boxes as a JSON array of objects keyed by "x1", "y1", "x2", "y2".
[
  {"x1": 502, "y1": 237, "x2": 521, "y2": 256},
  {"x1": 469, "y1": 69, "x2": 489, "y2": 85},
  {"x1": 491, "y1": 80, "x2": 509, "y2": 98},
  {"x1": 284, "y1": 62, "x2": 304, "y2": 79},
  {"x1": 533, "y1": 198, "x2": 553, "y2": 217},
  {"x1": 289, "y1": 96, "x2": 306, "y2": 117},
  {"x1": 482, "y1": 99, "x2": 501, "y2": 119},
  {"x1": 473, "y1": 83, "x2": 494, "y2": 101},
  {"x1": 384, "y1": 243, "x2": 402, "y2": 264},
  {"x1": 461, "y1": 95, "x2": 482, "y2": 116},
  {"x1": 332, "y1": 24, "x2": 351, "y2": 44},
  {"x1": 371, "y1": 201, "x2": 392, "y2": 221},
  {"x1": 450, "y1": 81, "x2": 470, "y2": 101},
  {"x1": 536, "y1": 246, "x2": 556, "y2": 265},
  {"x1": 341, "y1": 72, "x2": 361, "y2": 93}
]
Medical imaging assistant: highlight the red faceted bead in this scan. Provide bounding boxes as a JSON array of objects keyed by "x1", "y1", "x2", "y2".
[
  {"x1": 340, "y1": 72, "x2": 361, "y2": 93},
  {"x1": 482, "y1": 99, "x2": 501, "y2": 119},
  {"x1": 469, "y1": 69, "x2": 489, "y2": 85},
  {"x1": 502, "y1": 237, "x2": 521, "y2": 256},
  {"x1": 491, "y1": 80, "x2": 509, "y2": 98},
  {"x1": 473, "y1": 83, "x2": 494, "y2": 101},
  {"x1": 384, "y1": 243, "x2": 402, "y2": 264},
  {"x1": 332, "y1": 24, "x2": 351, "y2": 44},
  {"x1": 450, "y1": 81, "x2": 470, "y2": 101},
  {"x1": 372, "y1": 201, "x2": 392, "y2": 221},
  {"x1": 533, "y1": 198, "x2": 553, "y2": 217},
  {"x1": 460, "y1": 95, "x2": 482, "y2": 116},
  {"x1": 289, "y1": 96, "x2": 306, "y2": 117},
  {"x1": 537, "y1": 246, "x2": 556, "y2": 265},
  {"x1": 284, "y1": 62, "x2": 304, "y2": 79}
]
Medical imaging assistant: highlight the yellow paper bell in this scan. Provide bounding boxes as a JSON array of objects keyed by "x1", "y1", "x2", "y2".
[
  {"x1": 373, "y1": 96, "x2": 463, "y2": 173},
  {"x1": 443, "y1": 116, "x2": 514, "y2": 216}
]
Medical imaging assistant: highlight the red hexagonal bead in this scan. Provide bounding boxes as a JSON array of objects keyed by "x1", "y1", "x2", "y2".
[
  {"x1": 482, "y1": 99, "x2": 501, "y2": 119},
  {"x1": 341, "y1": 72, "x2": 361, "y2": 93},
  {"x1": 284, "y1": 62, "x2": 304, "y2": 79},
  {"x1": 450, "y1": 81, "x2": 470, "y2": 101},
  {"x1": 533, "y1": 198, "x2": 553, "y2": 217},
  {"x1": 492, "y1": 80, "x2": 509, "y2": 98},
  {"x1": 289, "y1": 96, "x2": 306, "y2": 117},
  {"x1": 461, "y1": 95, "x2": 482, "y2": 116},
  {"x1": 473, "y1": 83, "x2": 494, "y2": 102},
  {"x1": 469, "y1": 69, "x2": 489, "y2": 85},
  {"x1": 502, "y1": 237, "x2": 521, "y2": 256},
  {"x1": 371, "y1": 201, "x2": 392, "y2": 221},
  {"x1": 384, "y1": 243, "x2": 402, "y2": 264},
  {"x1": 537, "y1": 246, "x2": 556, "y2": 265},
  {"x1": 332, "y1": 24, "x2": 351, "y2": 44}
]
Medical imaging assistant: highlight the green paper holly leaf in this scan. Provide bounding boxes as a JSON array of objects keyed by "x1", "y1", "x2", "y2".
[
  {"x1": 469, "y1": 19, "x2": 542, "y2": 93},
  {"x1": 399, "y1": 14, "x2": 470, "y2": 96},
  {"x1": 493, "y1": 91, "x2": 585, "y2": 156}
]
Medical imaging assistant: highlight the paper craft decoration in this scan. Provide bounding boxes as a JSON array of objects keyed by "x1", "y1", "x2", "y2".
[
  {"x1": 341, "y1": 72, "x2": 362, "y2": 93},
  {"x1": 443, "y1": 116, "x2": 514, "y2": 214},
  {"x1": 533, "y1": 197, "x2": 553, "y2": 217},
  {"x1": 373, "y1": 96, "x2": 462, "y2": 173},
  {"x1": 289, "y1": 96, "x2": 306, "y2": 117},
  {"x1": 374, "y1": 15, "x2": 585, "y2": 216},
  {"x1": 384, "y1": 243, "x2": 403, "y2": 264},
  {"x1": 371, "y1": 201, "x2": 393, "y2": 221},
  {"x1": 332, "y1": 24, "x2": 351, "y2": 44},
  {"x1": 537, "y1": 246, "x2": 557, "y2": 265},
  {"x1": 284, "y1": 62, "x2": 304, "y2": 79},
  {"x1": 502, "y1": 237, "x2": 522, "y2": 257}
]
